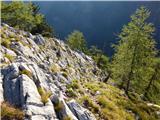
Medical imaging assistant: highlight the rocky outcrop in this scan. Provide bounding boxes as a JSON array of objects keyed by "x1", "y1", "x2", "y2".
[
  {"x1": 0, "y1": 75, "x2": 4, "y2": 103},
  {"x1": 34, "y1": 34, "x2": 45, "y2": 45},
  {"x1": 1, "y1": 23, "x2": 100, "y2": 120},
  {"x1": 67, "y1": 100, "x2": 96, "y2": 120},
  {"x1": 52, "y1": 92, "x2": 78, "y2": 120},
  {"x1": 19, "y1": 74, "x2": 57, "y2": 120}
]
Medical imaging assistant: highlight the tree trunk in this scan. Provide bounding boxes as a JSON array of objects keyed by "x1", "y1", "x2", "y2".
[
  {"x1": 125, "y1": 51, "x2": 136, "y2": 94},
  {"x1": 103, "y1": 72, "x2": 111, "y2": 83},
  {"x1": 144, "y1": 66, "x2": 158, "y2": 97}
]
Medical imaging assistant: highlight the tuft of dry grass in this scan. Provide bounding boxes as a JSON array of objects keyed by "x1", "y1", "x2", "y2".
[
  {"x1": 50, "y1": 64, "x2": 61, "y2": 73},
  {"x1": 37, "y1": 87, "x2": 52, "y2": 105},
  {"x1": 1, "y1": 102, "x2": 24, "y2": 120},
  {"x1": 20, "y1": 69, "x2": 32, "y2": 78},
  {"x1": 1, "y1": 39, "x2": 11, "y2": 48},
  {"x1": 54, "y1": 101, "x2": 64, "y2": 112},
  {"x1": 4, "y1": 54, "x2": 15, "y2": 62}
]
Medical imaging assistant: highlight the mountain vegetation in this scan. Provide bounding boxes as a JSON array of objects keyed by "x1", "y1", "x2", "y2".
[
  {"x1": 1, "y1": 1, "x2": 160, "y2": 120},
  {"x1": 1, "y1": 1, "x2": 54, "y2": 37}
]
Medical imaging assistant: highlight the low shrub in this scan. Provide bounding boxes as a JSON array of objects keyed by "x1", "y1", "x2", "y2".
[{"x1": 1, "y1": 102, "x2": 24, "y2": 120}]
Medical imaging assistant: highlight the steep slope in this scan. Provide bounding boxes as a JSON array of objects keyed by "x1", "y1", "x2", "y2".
[
  {"x1": 0, "y1": 23, "x2": 160, "y2": 120},
  {"x1": 0, "y1": 23, "x2": 101, "y2": 120}
]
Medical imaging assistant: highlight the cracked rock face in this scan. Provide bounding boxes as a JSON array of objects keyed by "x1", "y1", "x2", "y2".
[{"x1": 0, "y1": 23, "x2": 102, "y2": 120}]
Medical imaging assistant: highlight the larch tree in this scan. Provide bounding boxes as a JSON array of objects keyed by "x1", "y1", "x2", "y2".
[
  {"x1": 66, "y1": 30, "x2": 87, "y2": 53},
  {"x1": 111, "y1": 6, "x2": 157, "y2": 94}
]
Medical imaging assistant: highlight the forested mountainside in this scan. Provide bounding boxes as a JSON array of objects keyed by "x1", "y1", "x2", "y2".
[
  {"x1": 0, "y1": 23, "x2": 160, "y2": 120},
  {"x1": 1, "y1": 1, "x2": 160, "y2": 120}
]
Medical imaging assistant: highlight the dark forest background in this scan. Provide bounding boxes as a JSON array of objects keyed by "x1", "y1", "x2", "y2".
[{"x1": 35, "y1": 1, "x2": 160, "y2": 56}]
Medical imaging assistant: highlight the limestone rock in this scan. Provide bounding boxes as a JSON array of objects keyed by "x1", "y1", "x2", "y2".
[
  {"x1": 52, "y1": 92, "x2": 78, "y2": 120},
  {"x1": 0, "y1": 75, "x2": 4, "y2": 103},
  {"x1": 34, "y1": 34, "x2": 45, "y2": 45},
  {"x1": 1, "y1": 24, "x2": 100, "y2": 120},
  {"x1": 3, "y1": 46, "x2": 17, "y2": 57},
  {"x1": 67, "y1": 99, "x2": 96, "y2": 120},
  {"x1": 19, "y1": 74, "x2": 57, "y2": 119}
]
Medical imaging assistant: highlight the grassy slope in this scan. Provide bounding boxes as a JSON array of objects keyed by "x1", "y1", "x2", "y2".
[{"x1": 67, "y1": 80, "x2": 160, "y2": 120}]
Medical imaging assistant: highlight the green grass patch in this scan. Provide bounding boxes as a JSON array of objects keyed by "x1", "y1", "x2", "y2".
[
  {"x1": 66, "y1": 88, "x2": 77, "y2": 97},
  {"x1": 67, "y1": 79, "x2": 80, "y2": 90}
]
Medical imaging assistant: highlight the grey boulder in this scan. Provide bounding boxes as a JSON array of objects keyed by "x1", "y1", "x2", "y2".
[{"x1": 67, "y1": 99, "x2": 96, "y2": 120}]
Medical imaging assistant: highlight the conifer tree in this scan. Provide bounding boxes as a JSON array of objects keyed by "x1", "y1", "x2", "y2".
[
  {"x1": 111, "y1": 7, "x2": 157, "y2": 94},
  {"x1": 66, "y1": 30, "x2": 87, "y2": 53},
  {"x1": 144, "y1": 58, "x2": 160, "y2": 102},
  {"x1": 1, "y1": 1, "x2": 54, "y2": 37}
]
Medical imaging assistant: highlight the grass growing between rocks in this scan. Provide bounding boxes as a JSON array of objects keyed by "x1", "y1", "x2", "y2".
[
  {"x1": 4, "y1": 54, "x2": 15, "y2": 62},
  {"x1": 63, "y1": 116, "x2": 72, "y2": 120},
  {"x1": 20, "y1": 69, "x2": 32, "y2": 78},
  {"x1": 66, "y1": 80, "x2": 160, "y2": 120},
  {"x1": 50, "y1": 63, "x2": 61, "y2": 73},
  {"x1": 54, "y1": 101, "x2": 64, "y2": 112},
  {"x1": 1, "y1": 102, "x2": 24, "y2": 120},
  {"x1": 37, "y1": 87, "x2": 52, "y2": 105},
  {"x1": 1, "y1": 39, "x2": 11, "y2": 48},
  {"x1": 66, "y1": 79, "x2": 82, "y2": 97}
]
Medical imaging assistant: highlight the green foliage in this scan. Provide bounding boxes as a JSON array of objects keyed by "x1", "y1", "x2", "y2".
[
  {"x1": 67, "y1": 79, "x2": 80, "y2": 89},
  {"x1": 20, "y1": 69, "x2": 32, "y2": 78},
  {"x1": 97, "y1": 95, "x2": 107, "y2": 108},
  {"x1": 1, "y1": 102, "x2": 24, "y2": 120},
  {"x1": 1, "y1": 1, "x2": 43, "y2": 31},
  {"x1": 79, "y1": 82, "x2": 159, "y2": 120},
  {"x1": 66, "y1": 32, "x2": 109, "y2": 73},
  {"x1": 1, "y1": 1, "x2": 54, "y2": 37},
  {"x1": 111, "y1": 6, "x2": 157, "y2": 94},
  {"x1": 66, "y1": 88, "x2": 77, "y2": 97},
  {"x1": 144, "y1": 58, "x2": 160, "y2": 105},
  {"x1": 88, "y1": 46, "x2": 110, "y2": 72},
  {"x1": 66, "y1": 30, "x2": 87, "y2": 53},
  {"x1": 31, "y1": 20, "x2": 54, "y2": 37}
]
